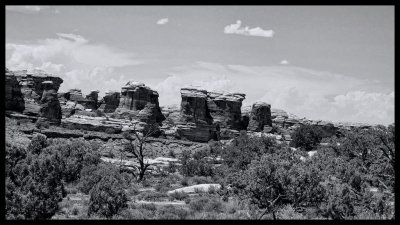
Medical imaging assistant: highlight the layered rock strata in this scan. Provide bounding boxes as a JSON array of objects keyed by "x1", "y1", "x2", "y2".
[{"x1": 38, "y1": 81, "x2": 62, "y2": 124}]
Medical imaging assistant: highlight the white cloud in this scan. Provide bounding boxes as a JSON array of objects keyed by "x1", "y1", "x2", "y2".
[
  {"x1": 154, "y1": 61, "x2": 393, "y2": 125},
  {"x1": 6, "y1": 33, "x2": 142, "y2": 97},
  {"x1": 280, "y1": 60, "x2": 289, "y2": 65},
  {"x1": 6, "y1": 5, "x2": 59, "y2": 14},
  {"x1": 224, "y1": 20, "x2": 274, "y2": 38},
  {"x1": 156, "y1": 18, "x2": 169, "y2": 25}
]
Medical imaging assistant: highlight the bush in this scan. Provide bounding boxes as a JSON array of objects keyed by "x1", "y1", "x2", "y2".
[
  {"x1": 168, "y1": 149, "x2": 176, "y2": 158},
  {"x1": 137, "y1": 192, "x2": 168, "y2": 201},
  {"x1": 156, "y1": 205, "x2": 189, "y2": 219},
  {"x1": 290, "y1": 125, "x2": 324, "y2": 151},
  {"x1": 78, "y1": 163, "x2": 119, "y2": 194},
  {"x1": 88, "y1": 175, "x2": 128, "y2": 218},
  {"x1": 189, "y1": 197, "x2": 210, "y2": 212},
  {"x1": 27, "y1": 133, "x2": 48, "y2": 155},
  {"x1": 35, "y1": 120, "x2": 50, "y2": 129},
  {"x1": 180, "y1": 150, "x2": 214, "y2": 177},
  {"x1": 169, "y1": 191, "x2": 189, "y2": 201},
  {"x1": 105, "y1": 128, "x2": 115, "y2": 134},
  {"x1": 204, "y1": 198, "x2": 224, "y2": 213}
]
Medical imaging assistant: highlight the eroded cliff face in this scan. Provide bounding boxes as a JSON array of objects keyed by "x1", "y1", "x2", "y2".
[
  {"x1": 6, "y1": 67, "x2": 369, "y2": 143},
  {"x1": 247, "y1": 102, "x2": 272, "y2": 132},
  {"x1": 6, "y1": 69, "x2": 63, "y2": 124},
  {"x1": 115, "y1": 81, "x2": 165, "y2": 124},
  {"x1": 98, "y1": 91, "x2": 120, "y2": 113},
  {"x1": 5, "y1": 70, "x2": 25, "y2": 112}
]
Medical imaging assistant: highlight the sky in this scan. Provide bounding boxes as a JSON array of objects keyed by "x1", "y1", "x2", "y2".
[{"x1": 5, "y1": 6, "x2": 394, "y2": 125}]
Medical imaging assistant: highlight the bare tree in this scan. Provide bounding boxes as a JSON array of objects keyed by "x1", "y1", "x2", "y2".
[{"x1": 122, "y1": 123, "x2": 158, "y2": 181}]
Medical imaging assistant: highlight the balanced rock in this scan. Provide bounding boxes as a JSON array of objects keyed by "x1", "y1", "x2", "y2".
[{"x1": 247, "y1": 102, "x2": 272, "y2": 132}]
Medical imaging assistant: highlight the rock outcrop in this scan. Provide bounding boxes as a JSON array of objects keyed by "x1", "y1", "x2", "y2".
[
  {"x1": 38, "y1": 81, "x2": 62, "y2": 124},
  {"x1": 98, "y1": 91, "x2": 120, "y2": 113},
  {"x1": 115, "y1": 81, "x2": 165, "y2": 124},
  {"x1": 247, "y1": 102, "x2": 272, "y2": 132},
  {"x1": 5, "y1": 71, "x2": 25, "y2": 112},
  {"x1": 206, "y1": 92, "x2": 246, "y2": 130},
  {"x1": 11, "y1": 69, "x2": 63, "y2": 117}
]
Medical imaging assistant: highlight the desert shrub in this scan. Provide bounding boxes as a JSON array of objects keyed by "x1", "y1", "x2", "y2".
[
  {"x1": 166, "y1": 162, "x2": 178, "y2": 173},
  {"x1": 208, "y1": 185, "x2": 217, "y2": 194},
  {"x1": 168, "y1": 149, "x2": 176, "y2": 158},
  {"x1": 44, "y1": 138, "x2": 101, "y2": 183},
  {"x1": 204, "y1": 198, "x2": 224, "y2": 213},
  {"x1": 276, "y1": 204, "x2": 306, "y2": 219},
  {"x1": 189, "y1": 196, "x2": 210, "y2": 212},
  {"x1": 27, "y1": 133, "x2": 48, "y2": 155},
  {"x1": 220, "y1": 132, "x2": 278, "y2": 172},
  {"x1": 190, "y1": 176, "x2": 214, "y2": 185},
  {"x1": 78, "y1": 162, "x2": 119, "y2": 194},
  {"x1": 169, "y1": 191, "x2": 189, "y2": 201},
  {"x1": 137, "y1": 192, "x2": 168, "y2": 201},
  {"x1": 290, "y1": 125, "x2": 324, "y2": 151},
  {"x1": 180, "y1": 177, "x2": 189, "y2": 186},
  {"x1": 179, "y1": 150, "x2": 214, "y2": 177},
  {"x1": 5, "y1": 147, "x2": 67, "y2": 220},
  {"x1": 87, "y1": 175, "x2": 128, "y2": 219},
  {"x1": 71, "y1": 205, "x2": 80, "y2": 216},
  {"x1": 156, "y1": 205, "x2": 189, "y2": 219},
  {"x1": 113, "y1": 208, "x2": 146, "y2": 219}
]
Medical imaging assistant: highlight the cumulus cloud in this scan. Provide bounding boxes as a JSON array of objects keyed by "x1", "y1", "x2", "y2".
[
  {"x1": 6, "y1": 5, "x2": 59, "y2": 14},
  {"x1": 154, "y1": 61, "x2": 393, "y2": 125},
  {"x1": 224, "y1": 20, "x2": 274, "y2": 38},
  {"x1": 280, "y1": 60, "x2": 289, "y2": 65},
  {"x1": 156, "y1": 18, "x2": 169, "y2": 25},
  {"x1": 6, "y1": 33, "x2": 142, "y2": 96}
]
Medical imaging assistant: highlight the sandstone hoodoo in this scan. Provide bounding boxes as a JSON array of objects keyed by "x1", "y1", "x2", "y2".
[
  {"x1": 247, "y1": 101, "x2": 272, "y2": 132},
  {"x1": 116, "y1": 81, "x2": 165, "y2": 124},
  {"x1": 9, "y1": 69, "x2": 63, "y2": 117},
  {"x1": 98, "y1": 91, "x2": 120, "y2": 113},
  {"x1": 38, "y1": 81, "x2": 62, "y2": 124},
  {"x1": 206, "y1": 92, "x2": 246, "y2": 130}
]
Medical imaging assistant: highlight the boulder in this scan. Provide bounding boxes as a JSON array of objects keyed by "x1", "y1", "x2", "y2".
[
  {"x1": 85, "y1": 90, "x2": 99, "y2": 110},
  {"x1": 247, "y1": 102, "x2": 272, "y2": 132}
]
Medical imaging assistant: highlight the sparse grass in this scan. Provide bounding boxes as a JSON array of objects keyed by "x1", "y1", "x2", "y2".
[{"x1": 169, "y1": 191, "x2": 189, "y2": 201}]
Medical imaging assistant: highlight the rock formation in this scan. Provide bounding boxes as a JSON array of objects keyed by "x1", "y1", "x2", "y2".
[
  {"x1": 11, "y1": 69, "x2": 63, "y2": 117},
  {"x1": 247, "y1": 102, "x2": 272, "y2": 132},
  {"x1": 98, "y1": 91, "x2": 120, "y2": 113},
  {"x1": 38, "y1": 81, "x2": 62, "y2": 124},
  {"x1": 115, "y1": 81, "x2": 165, "y2": 124},
  {"x1": 5, "y1": 70, "x2": 25, "y2": 112},
  {"x1": 206, "y1": 92, "x2": 246, "y2": 130}
]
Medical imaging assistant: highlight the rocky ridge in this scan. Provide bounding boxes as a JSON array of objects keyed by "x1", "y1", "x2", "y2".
[{"x1": 5, "y1": 68, "x2": 374, "y2": 143}]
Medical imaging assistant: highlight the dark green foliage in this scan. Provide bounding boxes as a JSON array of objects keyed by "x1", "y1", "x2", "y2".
[
  {"x1": 137, "y1": 192, "x2": 169, "y2": 201},
  {"x1": 169, "y1": 191, "x2": 189, "y2": 201},
  {"x1": 87, "y1": 175, "x2": 128, "y2": 218},
  {"x1": 44, "y1": 138, "x2": 101, "y2": 183},
  {"x1": 156, "y1": 205, "x2": 189, "y2": 219},
  {"x1": 189, "y1": 196, "x2": 211, "y2": 212},
  {"x1": 5, "y1": 142, "x2": 67, "y2": 220},
  {"x1": 220, "y1": 133, "x2": 278, "y2": 171},
  {"x1": 179, "y1": 149, "x2": 214, "y2": 177},
  {"x1": 27, "y1": 133, "x2": 48, "y2": 155},
  {"x1": 77, "y1": 163, "x2": 119, "y2": 194},
  {"x1": 290, "y1": 125, "x2": 324, "y2": 151}
]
